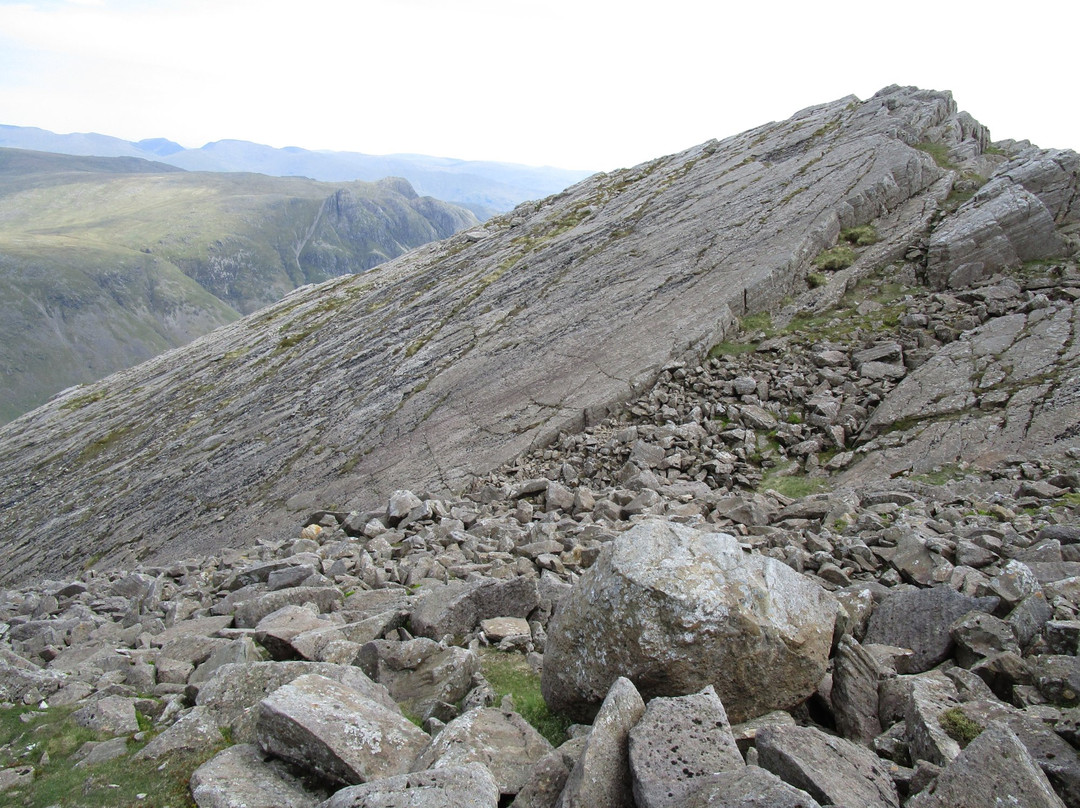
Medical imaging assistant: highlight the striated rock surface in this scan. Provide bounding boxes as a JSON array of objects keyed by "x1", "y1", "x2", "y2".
[
  {"x1": 0, "y1": 85, "x2": 987, "y2": 585},
  {"x1": 542, "y1": 520, "x2": 836, "y2": 723}
]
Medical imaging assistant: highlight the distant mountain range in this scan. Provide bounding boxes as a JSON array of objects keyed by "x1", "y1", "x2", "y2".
[
  {"x1": 0, "y1": 146, "x2": 478, "y2": 422},
  {"x1": 0, "y1": 124, "x2": 596, "y2": 218}
]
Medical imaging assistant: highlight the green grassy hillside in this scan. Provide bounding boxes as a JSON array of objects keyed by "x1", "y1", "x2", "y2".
[{"x1": 0, "y1": 148, "x2": 477, "y2": 422}]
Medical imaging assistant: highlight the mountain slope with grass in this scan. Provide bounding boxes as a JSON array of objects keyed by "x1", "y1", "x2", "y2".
[{"x1": 0, "y1": 148, "x2": 478, "y2": 422}]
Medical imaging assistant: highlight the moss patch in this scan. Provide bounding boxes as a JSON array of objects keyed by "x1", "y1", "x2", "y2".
[{"x1": 940, "y1": 707, "x2": 984, "y2": 747}]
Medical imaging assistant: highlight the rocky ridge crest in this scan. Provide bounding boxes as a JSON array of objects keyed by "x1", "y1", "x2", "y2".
[
  {"x1": 2, "y1": 85, "x2": 1080, "y2": 806},
  {"x1": 6, "y1": 85, "x2": 1074, "y2": 585}
]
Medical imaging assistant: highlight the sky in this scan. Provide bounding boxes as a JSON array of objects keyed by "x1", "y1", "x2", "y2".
[{"x1": 0, "y1": 0, "x2": 1076, "y2": 173}]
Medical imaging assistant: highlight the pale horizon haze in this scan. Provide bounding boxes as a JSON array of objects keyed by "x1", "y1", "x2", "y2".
[{"x1": 0, "y1": 0, "x2": 1076, "y2": 173}]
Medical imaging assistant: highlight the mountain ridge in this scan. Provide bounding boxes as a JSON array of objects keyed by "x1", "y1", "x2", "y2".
[
  {"x1": 0, "y1": 147, "x2": 478, "y2": 422},
  {"x1": 0, "y1": 124, "x2": 595, "y2": 217},
  {"x1": 0, "y1": 85, "x2": 1077, "y2": 587}
]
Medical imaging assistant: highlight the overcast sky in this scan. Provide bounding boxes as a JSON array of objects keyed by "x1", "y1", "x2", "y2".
[{"x1": 1, "y1": 0, "x2": 1076, "y2": 173}]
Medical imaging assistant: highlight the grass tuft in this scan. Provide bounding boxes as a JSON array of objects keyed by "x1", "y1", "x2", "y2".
[
  {"x1": 813, "y1": 244, "x2": 857, "y2": 271},
  {"x1": 841, "y1": 225, "x2": 878, "y2": 246},
  {"x1": 479, "y1": 649, "x2": 571, "y2": 747}
]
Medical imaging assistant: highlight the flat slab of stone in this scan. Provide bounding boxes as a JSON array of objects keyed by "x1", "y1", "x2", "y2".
[
  {"x1": 412, "y1": 706, "x2": 553, "y2": 795},
  {"x1": 628, "y1": 685, "x2": 744, "y2": 808},
  {"x1": 321, "y1": 762, "x2": 500, "y2": 808},
  {"x1": 756, "y1": 723, "x2": 899, "y2": 808},
  {"x1": 256, "y1": 673, "x2": 428, "y2": 785},
  {"x1": 683, "y1": 765, "x2": 824, "y2": 808},
  {"x1": 197, "y1": 661, "x2": 397, "y2": 743},
  {"x1": 190, "y1": 744, "x2": 319, "y2": 808}
]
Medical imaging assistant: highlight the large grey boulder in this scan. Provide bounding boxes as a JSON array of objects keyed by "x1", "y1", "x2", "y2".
[
  {"x1": 256, "y1": 673, "x2": 429, "y2": 785},
  {"x1": 557, "y1": 676, "x2": 645, "y2": 808},
  {"x1": 542, "y1": 521, "x2": 836, "y2": 723},
  {"x1": 190, "y1": 744, "x2": 319, "y2": 808},
  {"x1": 319, "y1": 762, "x2": 500, "y2": 808},
  {"x1": 755, "y1": 724, "x2": 900, "y2": 808},
  {"x1": 907, "y1": 722, "x2": 1066, "y2": 808},
  {"x1": 628, "y1": 685, "x2": 744, "y2": 808},
  {"x1": 412, "y1": 706, "x2": 553, "y2": 795}
]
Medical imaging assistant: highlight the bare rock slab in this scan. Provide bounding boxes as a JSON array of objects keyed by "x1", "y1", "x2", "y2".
[
  {"x1": 557, "y1": 676, "x2": 645, "y2": 808},
  {"x1": 320, "y1": 762, "x2": 500, "y2": 808},
  {"x1": 542, "y1": 520, "x2": 836, "y2": 723},
  {"x1": 72, "y1": 695, "x2": 139, "y2": 735},
  {"x1": 864, "y1": 586, "x2": 997, "y2": 673},
  {"x1": 628, "y1": 685, "x2": 744, "y2": 808},
  {"x1": 412, "y1": 706, "x2": 553, "y2": 796},
  {"x1": 682, "y1": 765, "x2": 824, "y2": 808},
  {"x1": 907, "y1": 721, "x2": 1066, "y2": 808},
  {"x1": 756, "y1": 723, "x2": 900, "y2": 808},
  {"x1": 256, "y1": 673, "x2": 429, "y2": 786},
  {"x1": 197, "y1": 660, "x2": 397, "y2": 743},
  {"x1": 190, "y1": 744, "x2": 319, "y2": 808}
]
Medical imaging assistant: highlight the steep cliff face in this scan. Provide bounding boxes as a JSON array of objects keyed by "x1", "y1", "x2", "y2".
[
  {"x1": 0, "y1": 86, "x2": 1075, "y2": 585},
  {"x1": 0, "y1": 150, "x2": 478, "y2": 422}
]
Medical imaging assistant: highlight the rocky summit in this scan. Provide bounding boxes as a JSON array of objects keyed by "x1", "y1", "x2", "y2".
[{"x1": 3, "y1": 85, "x2": 1080, "y2": 807}]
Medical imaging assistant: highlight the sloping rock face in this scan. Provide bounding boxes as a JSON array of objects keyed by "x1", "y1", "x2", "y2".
[
  {"x1": 927, "y1": 148, "x2": 1079, "y2": 289},
  {"x1": 844, "y1": 283, "x2": 1080, "y2": 482},
  {"x1": 540, "y1": 520, "x2": 836, "y2": 723},
  {"x1": 0, "y1": 86, "x2": 989, "y2": 584}
]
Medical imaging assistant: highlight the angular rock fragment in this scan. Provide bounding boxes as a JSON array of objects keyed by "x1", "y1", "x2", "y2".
[
  {"x1": 831, "y1": 634, "x2": 884, "y2": 744},
  {"x1": 190, "y1": 744, "x2": 319, "y2": 808},
  {"x1": 198, "y1": 661, "x2": 398, "y2": 743},
  {"x1": 628, "y1": 685, "x2": 744, "y2": 808},
  {"x1": 865, "y1": 587, "x2": 996, "y2": 673},
  {"x1": 412, "y1": 706, "x2": 553, "y2": 795},
  {"x1": 907, "y1": 722, "x2": 1066, "y2": 807},
  {"x1": 682, "y1": 764, "x2": 823, "y2": 808},
  {"x1": 320, "y1": 762, "x2": 500, "y2": 808},
  {"x1": 557, "y1": 676, "x2": 645, "y2": 808},
  {"x1": 256, "y1": 674, "x2": 428, "y2": 785},
  {"x1": 755, "y1": 723, "x2": 900, "y2": 808}
]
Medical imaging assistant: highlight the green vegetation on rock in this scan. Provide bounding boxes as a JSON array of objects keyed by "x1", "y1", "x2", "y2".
[
  {"x1": 0, "y1": 703, "x2": 209, "y2": 807},
  {"x1": 939, "y1": 707, "x2": 984, "y2": 747},
  {"x1": 479, "y1": 649, "x2": 572, "y2": 746}
]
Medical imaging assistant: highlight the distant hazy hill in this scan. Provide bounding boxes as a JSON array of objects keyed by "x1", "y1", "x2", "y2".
[
  {"x1": 0, "y1": 124, "x2": 595, "y2": 218},
  {"x1": 0, "y1": 147, "x2": 478, "y2": 422}
]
